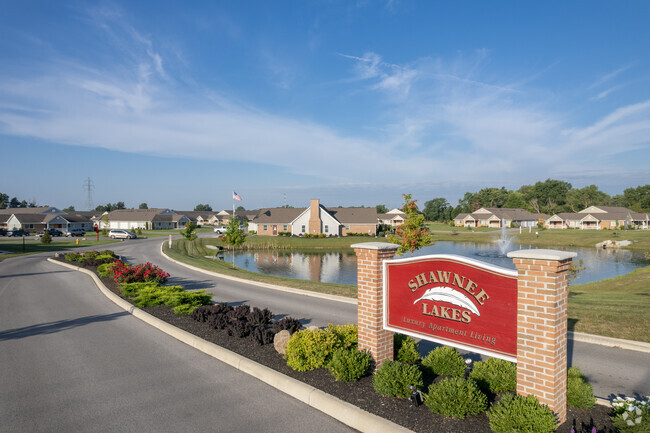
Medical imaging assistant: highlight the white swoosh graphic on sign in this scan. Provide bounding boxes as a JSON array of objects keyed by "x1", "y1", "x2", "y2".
[{"x1": 413, "y1": 286, "x2": 480, "y2": 316}]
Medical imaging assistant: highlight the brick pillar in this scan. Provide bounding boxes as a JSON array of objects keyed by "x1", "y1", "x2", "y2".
[
  {"x1": 507, "y1": 249, "x2": 576, "y2": 424},
  {"x1": 352, "y1": 242, "x2": 398, "y2": 370}
]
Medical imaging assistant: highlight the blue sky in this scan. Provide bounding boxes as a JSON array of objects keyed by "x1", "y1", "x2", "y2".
[{"x1": 1, "y1": 1, "x2": 649, "y2": 211}]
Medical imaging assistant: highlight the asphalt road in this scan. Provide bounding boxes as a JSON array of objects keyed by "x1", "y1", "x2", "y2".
[
  {"x1": 0, "y1": 253, "x2": 357, "y2": 433},
  {"x1": 108, "y1": 236, "x2": 650, "y2": 401}
]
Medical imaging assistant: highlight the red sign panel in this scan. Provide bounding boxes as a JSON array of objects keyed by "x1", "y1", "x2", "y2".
[{"x1": 384, "y1": 254, "x2": 518, "y2": 361}]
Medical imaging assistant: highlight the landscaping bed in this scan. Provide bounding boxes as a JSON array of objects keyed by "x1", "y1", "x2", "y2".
[{"x1": 54, "y1": 254, "x2": 616, "y2": 432}]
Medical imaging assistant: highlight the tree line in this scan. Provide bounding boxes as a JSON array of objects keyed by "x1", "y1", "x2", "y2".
[{"x1": 377, "y1": 180, "x2": 650, "y2": 222}]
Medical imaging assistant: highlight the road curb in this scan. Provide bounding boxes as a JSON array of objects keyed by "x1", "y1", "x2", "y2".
[
  {"x1": 569, "y1": 331, "x2": 650, "y2": 354},
  {"x1": 47, "y1": 258, "x2": 413, "y2": 433},
  {"x1": 159, "y1": 242, "x2": 357, "y2": 305}
]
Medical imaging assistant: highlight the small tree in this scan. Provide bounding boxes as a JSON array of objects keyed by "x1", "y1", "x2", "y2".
[
  {"x1": 180, "y1": 222, "x2": 198, "y2": 241},
  {"x1": 389, "y1": 193, "x2": 433, "y2": 256},
  {"x1": 40, "y1": 230, "x2": 52, "y2": 244},
  {"x1": 222, "y1": 218, "x2": 247, "y2": 268},
  {"x1": 139, "y1": 202, "x2": 148, "y2": 209}
]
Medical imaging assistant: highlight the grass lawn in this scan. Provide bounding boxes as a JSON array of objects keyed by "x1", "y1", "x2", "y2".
[
  {"x1": 430, "y1": 226, "x2": 650, "y2": 250},
  {"x1": 568, "y1": 265, "x2": 650, "y2": 342},
  {"x1": 0, "y1": 237, "x2": 119, "y2": 261}
]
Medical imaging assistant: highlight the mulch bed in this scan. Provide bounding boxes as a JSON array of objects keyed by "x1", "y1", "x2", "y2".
[{"x1": 61, "y1": 256, "x2": 615, "y2": 433}]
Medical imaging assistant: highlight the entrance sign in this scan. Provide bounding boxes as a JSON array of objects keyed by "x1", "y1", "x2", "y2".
[
  {"x1": 353, "y1": 243, "x2": 575, "y2": 424},
  {"x1": 384, "y1": 255, "x2": 518, "y2": 362}
]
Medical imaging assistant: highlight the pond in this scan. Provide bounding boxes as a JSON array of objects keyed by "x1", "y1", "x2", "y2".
[{"x1": 223, "y1": 241, "x2": 648, "y2": 286}]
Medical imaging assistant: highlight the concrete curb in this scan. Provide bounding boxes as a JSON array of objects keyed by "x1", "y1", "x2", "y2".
[
  {"x1": 569, "y1": 331, "x2": 650, "y2": 354},
  {"x1": 159, "y1": 242, "x2": 357, "y2": 305},
  {"x1": 160, "y1": 243, "x2": 650, "y2": 355},
  {"x1": 47, "y1": 258, "x2": 413, "y2": 433}
]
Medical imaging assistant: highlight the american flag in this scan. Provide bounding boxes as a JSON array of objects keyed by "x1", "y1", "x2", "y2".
[{"x1": 233, "y1": 191, "x2": 242, "y2": 202}]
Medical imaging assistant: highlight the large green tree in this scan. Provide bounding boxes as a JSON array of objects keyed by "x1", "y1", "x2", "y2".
[
  {"x1": 376, "y1": 204, "x2": 388, "y2": 214},
  {"x1": 389, "y1": 194, "x2": 433, "y2": 256},
  {"x1": 619, "y1": 184, "x2": 650, "y2": 212},
  {"x1": 566, "y1": 185, "x2": 611, "y2": 212},
  {"x1": 194, "y1": 203, "x2": 213, "y2": 211},
  {"x1": 423, "y1": 198, "x2": 450, "y2": 222},
  {"x1": 520, "y1": 179, "x2": 572, "y2": 214}
]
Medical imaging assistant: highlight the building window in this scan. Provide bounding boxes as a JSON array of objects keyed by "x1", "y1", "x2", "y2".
[
  {"x1": 301, "y1": 225, "x2": 306, "y2": 233},
  {"x1": 345, "y1": 225, "x2": 350, "y2": 230},
  {"x1": 283, "y1": 225, "x2": 288, "y2": 231},
  {"x1": 324, "y1": 225, "x2": 328, "y2": 233},
  {"x1": 263, "y1": 225, "x2": 267, "y2": 231}
]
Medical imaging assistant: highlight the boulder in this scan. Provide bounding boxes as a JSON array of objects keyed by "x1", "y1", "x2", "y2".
[{"x1": 274, "y1": 330, "x2": 291, "y2": 355}]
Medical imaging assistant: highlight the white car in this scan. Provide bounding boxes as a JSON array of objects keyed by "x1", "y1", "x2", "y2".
[
  {"x1": 213, "y1": 226, "x2": 228, "y2": 234},
  {"x1": 108, "y1": 229, "x2": 137, "y2": 239}
]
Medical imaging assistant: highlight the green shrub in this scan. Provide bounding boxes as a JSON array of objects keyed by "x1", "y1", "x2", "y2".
[
  {"x1": 95, "y1": 254, "x2": 116, "y2": 263},
  {"x1": 40, "y1": 231, "x2": 52, "y2": 244},
  {"x1": 97, "y1": 263, "x2": 111, "y2": 278},
  {"x1": 469, "y1": 357, "x2": 517, "y2": 393},
  {"x1": 424, "y1": 377, "x2": 487, "y2": 419},
  {"x1": 421, "y1": 346, "x2": 466, "y2": 377},
  {"x1": 567, "y1": 366, "x2": 596, "y2": 409},
  {"x1": 84, "y1": 250, "x2": 99, "y2": 259},
  {"x1": 486, "y1": 393, "x2": 557, "y2": 433},
  {"x1": 327, "y1": 348, "x2": 372, "y2": 382},
  {"x1": 373, "y1": 360, "x2": 423, "y2": 398},
  {"x1": 120, "y1": 282, "x2": 158, "y2": 298},
  {"x1": 394, "y1": 334, "x2": 420, "y2": 363},
  {"x1": 64, "y1": 253, "x2": 83, "y2": 262},
  {"x1": 285, "y1": 324, "x2": 357, "y2": 372},
  {"x1": 131, "y1": 285, "x2": 211, "y2": 311}
]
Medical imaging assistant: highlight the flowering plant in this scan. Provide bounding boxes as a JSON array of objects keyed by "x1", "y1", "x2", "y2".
[
  {"x1": 110, "y1": 261, "x2": 170, "y2": 285},
  {"x1": 611, "y1": 396, "x2": 650, "y2": 432}
]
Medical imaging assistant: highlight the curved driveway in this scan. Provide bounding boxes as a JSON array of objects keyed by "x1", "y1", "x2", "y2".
[
  {"x1": 109, "y1": 236, "x2": 650, "y2": 401},
  {"x1": 0, "y1": 253, "x2": 356, "y2": 433}
]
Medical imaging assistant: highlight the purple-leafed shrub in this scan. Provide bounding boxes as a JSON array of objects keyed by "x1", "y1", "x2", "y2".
[
  {"x1": 226, "y1": 320, "x2": 252, "y2": 338},
  {"x1": 252, "y1": 326, "x2": 276, "y2": 345},
  {"x1": 208, "y1": 313, "x2": 230, "y2": 330},
  {"x1": 248, "y1": 307, "x2": 274, "y2": 326},
  {"x1": 272, "y1": 317, "x2": 303, "y2": 334},
  {"x1": 227, "y1": 305, "x2": 250, "y2": 321}
]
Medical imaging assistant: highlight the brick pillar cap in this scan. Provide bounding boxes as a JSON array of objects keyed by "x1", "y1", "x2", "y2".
[
  {"x1": 507, "y1": 249, "x2": 577, "y2": 260},
  {"x1": 351, "y1": 242, "x2": 399, "y2": 251}
]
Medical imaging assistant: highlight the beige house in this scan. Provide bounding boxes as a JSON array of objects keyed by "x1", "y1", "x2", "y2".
[
  {"x1": 546, "y1": 206, "x2": 649, "y2": 230},
  {"x1": 254, "y1": 199, "x2": 378, "y2": 236},
  {"x1": 378, "y1": 208, "x2": 406, "y2": 227},
  {"x1": 454, "y1": 208, "x2": 542, "y2": 228}
]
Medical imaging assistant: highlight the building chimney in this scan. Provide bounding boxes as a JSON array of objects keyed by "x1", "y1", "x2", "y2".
[{"x1": 309, "y1": 199, "x2": 322, "y2": 234}]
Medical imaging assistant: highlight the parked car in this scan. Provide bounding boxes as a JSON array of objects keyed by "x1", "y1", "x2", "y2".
[
  {"x1": 7, "y1": 229, "x2": 31, "y2": 237},
  {"x1": 108, "y1": 229, "x2": 137, "y2": 239},
  {"x1": 213, "y1": 226, "x2": 228, "y2": 234},
  {"x1": 64, "y1": 228, "x2": 86, "y2": 237},
  {"x1": 0, "y1": 228, "x2": 7, "y2": 236},
  {"x1": 37, "y1": 228, "x2": 63, "y2": 237}
]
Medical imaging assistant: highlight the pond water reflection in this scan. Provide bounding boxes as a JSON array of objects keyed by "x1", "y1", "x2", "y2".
[{"x1": 229, "y1": 241, "x2": 648, "y2": 286}]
